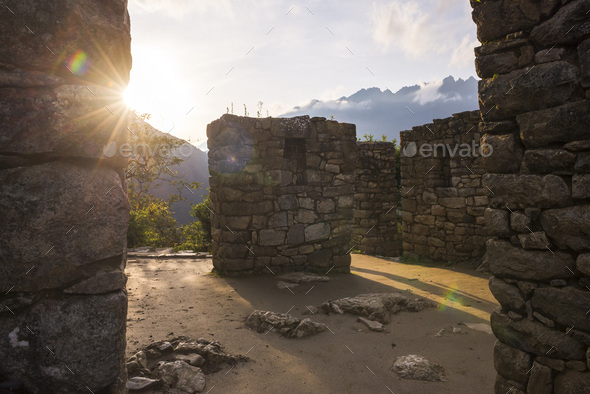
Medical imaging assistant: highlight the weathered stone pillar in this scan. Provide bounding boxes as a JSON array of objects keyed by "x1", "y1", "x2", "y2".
[
  {"x1": 0, "y1": 1, "x2": 131, "y2": 392},
  {"x1": 353, "y1": 142, "x2": 399, "y2": 257},
  {"x1": 473, "y1": 0, "x2": 590, "y2": 392}
]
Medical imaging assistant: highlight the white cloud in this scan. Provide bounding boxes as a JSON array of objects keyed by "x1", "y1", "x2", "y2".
[
  {"x1": 371, "y1": 0, "x2": 476, "y2": 62},
  {"x1": 450, "y1": 34, "x2": 479, "y2": 69},
  {"x1": 412, "y1": 80, "x2": 443, "y2": 105},
  {"x1": 128, "y1": 0, "x2": 234, "y2": 18}
]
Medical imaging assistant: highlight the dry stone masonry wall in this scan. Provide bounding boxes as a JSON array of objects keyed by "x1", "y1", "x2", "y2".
[
  {"x1": 0, "y1": 1, "x2": 131, "y2": 392},
  {"x1": 472, "y1": 0, "x2": 590, "y2": 392},
  {"x1": 207, "y1": 115, "x2": 356, "y2": 274},
  {"x1": 353, "y1": 142, "x2": 399, "y2": 257},
  {"x1": 400, "y1": 111, "x2": 487, "y2": 263}
]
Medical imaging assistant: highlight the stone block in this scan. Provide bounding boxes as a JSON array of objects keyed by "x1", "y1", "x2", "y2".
[
  {"x1": 511, "y1": 212, "x2": 531, "y2": 233},
  {"x1": 486, "y1": 239, "x2": 576, "y2": 281},
  {"x1": 278, "y1": 195, "x2": 298, "y2": 210},
  {"x1": 494, "y1": 374, "x2": 525, "y2": 394},
  {"x1": 480, "y1": 133, "x2": 523, "y2": 173},
  {"x1": 526, "y1": 362, "x2": 552, "y2": 394},
  {"x1": 489, "y1": 276, "x2": 525, "y2": 313},
  {"x1": 0, "y1": 163, "x2": 128, "y2": 292},
  {"x1": 259, "y1": 230, "x2": 285, "y2": 246},
  {"x1": 333, "y1": 254, "x2": 351, "y2": 267},
  {"x1": 518, "y1": 232, "x2": 551, "y2": 250},
  {"x1": 531, "y1": 0, "x2": 590, "y2": 46},
  {"x1": 414, "y1": 215, "x2": 435, "y2": 226},
  {"x1": 535, "y1": 47, "x2": 564, "y2": 63},
  {"x1": 517, "y1": 100, "x2": 590, "y2": 148},
  {"x1": 541, "y1": 206, "x2": 590, "y2": 251},
  {"x1": 63, "y1": 271, "x2": 126, "y2": 295},
  {"x1": 532, "y1": 287, "x2": 590, "y2": 333},
  {"x1": 491, "y1": 310, "x2": 586, "y2": 360},
  {"x1": 304, "y1": 223, "x2": 330, "y2": 242},
  {"x1": 480, "y1": 62, "x2": 579, "y2": 121},
  {"x1": 337, "y1": 195, "x2": 354, "y2": 209},
  {"x1": 472, "y1": 0, "x2": 560, "y2": 42},
  {"x1": 553, "y1": 369, "x2": 590, "y2": 394},
  {"x1": 308, "y1": 249, "x2": 332, "y2": 267},
  {"x1": 268, "y1": 212, "x2": 288, "y2": 228},
  {"x1": 317, "y1": 199, "x2": 335, "y2": 213},
  {"x1": 484, "y1": 174, "x2": 571, "y2": 209},
  {"x1": 225, "y1": 216, "x2": 251, "y2": 231},
  {"x1": 579, "y1": 38, "x2": 590, "y2": 88},
  {"x1": 485, "y1": 208, "x2": 510, "y2": 237},
  {"x1": 575, "y1": 152, "x2": 590, "y2": 173},
  {"x1": 287, "y1": 224, "x2": 305, "y2": 245},
  {"x1": 296, "y1": 210, "x2": 318, "y2": 224},
  {"x1": 0, "y1": 292, "x2": 127, "y2": 392},
  {"x1": 572, "y1": 174, "x2": 590, "y2": 199},
  {"x1": 439, "y1": 197, "x2": 465, "y2": 209},
  {"x1": 493, "y1": 340, "x2": 532, "y2": 386},
  {"x1": 576, "y1": 254, "x2": 590, "y2": 276},
  {"x1": 475, "y1": 50, "x2": 519, "y2": 79},
  {"x1": 521, "y1": 149, "x2": 576, "y2": 175}
]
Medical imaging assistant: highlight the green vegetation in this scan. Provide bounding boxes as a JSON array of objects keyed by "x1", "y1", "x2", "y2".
[
  {"x1": 126, "y1": 112, "x2": 207, "y2": 250},
  {"x1": 175, "y1": 193, "x2": 212, "y2": 252}
]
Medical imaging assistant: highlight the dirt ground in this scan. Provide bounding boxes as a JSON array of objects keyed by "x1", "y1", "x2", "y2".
[{"x1": 125, "y1": 255, "x2": 498, "y2": 394}]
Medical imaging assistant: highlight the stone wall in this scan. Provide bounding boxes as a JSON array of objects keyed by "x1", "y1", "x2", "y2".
[
  {"x1": 207, "y1": 115, "x2": 356, "y2": 274},
  {"x1": 399, "y1": 111, "x2": 487, "y2": 263},
  {"x1": 353, "y1": 142, "x2": 399, "y2": 257},
  {"x1": 472, "y1": 0, "x2": 590, "y2": 392},
  {"x1": 0, "y1": 1, "x2": 131, "y2": 392}
]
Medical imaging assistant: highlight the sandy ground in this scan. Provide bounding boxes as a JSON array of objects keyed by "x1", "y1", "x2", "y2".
[{"x1": 125, "y1": 255, "x2": 498, "y2": 394}]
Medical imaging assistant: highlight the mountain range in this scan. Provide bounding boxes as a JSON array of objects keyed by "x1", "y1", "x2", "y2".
[{"x1": 281, "y1": 76, "x2": 479, "y2": 142}]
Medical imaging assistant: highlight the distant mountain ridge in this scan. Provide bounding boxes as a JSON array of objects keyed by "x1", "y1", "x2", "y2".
[
  {"x1": 139, "y1": 123, "x2": 210, "y2": 225},
  {"x1": 281, "y1": 76, "x2": 479, "y2": 142}
]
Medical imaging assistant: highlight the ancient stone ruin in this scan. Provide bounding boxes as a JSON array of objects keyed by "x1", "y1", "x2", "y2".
[
  {"x1": 353, "y1": 142, "x2": 399, "y2": 257},
  {"x1": 207, "y1": 115, "x2": 357, "y2": 274},
  {"x1": 2, "y1": 0, "x2": 590, "y2": 392},
  {"x1": 472, "y1": 0, "x2": 590, "y2": 392},
  {"x1": 0, "y1": 1, "x2": 131, "y2": 392},
  {"x1": 400, "y1": 111, "x2": 487, "y2": 262}
]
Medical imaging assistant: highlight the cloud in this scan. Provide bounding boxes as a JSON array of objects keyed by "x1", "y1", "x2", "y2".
[
  {"x1": 412, "y1": 80, "x2": 443, "y2": 105},
  {"x1": 128, "y1": 0, "x2": 233, "y2": 18},
  {"x1": 450, "y1": 34, "x2": 479, "y2": 69},
  {"x1": 371, "y1": 0, "x2": 476, "y2": 62}
]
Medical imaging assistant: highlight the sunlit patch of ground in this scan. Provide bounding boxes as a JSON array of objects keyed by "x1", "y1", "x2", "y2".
[{"x1": 126, "y1": 255, "x2": 498, "y2": 394}]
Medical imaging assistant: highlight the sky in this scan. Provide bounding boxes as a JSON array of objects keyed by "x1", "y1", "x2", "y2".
[{"x1": 124, "y1": 0, "x2": 479, "y2": 148}]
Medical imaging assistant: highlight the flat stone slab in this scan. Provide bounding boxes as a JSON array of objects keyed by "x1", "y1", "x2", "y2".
[
  {"x1": 128, "y1": 377, "x2": 158, "y2": 391},
  {"x1": 392, "y1": 354, "x2": 446, "y2": 382},
  {"x1": 357, "y1": 317, "x2": 384, "y2": 332},
  {"x1": 316, "y1": 293, "x2": 436, "y2": 324},
  {"x1": 276, "y1": 272, "x2": 330, "y2": 284},
  {"x1": 246, "y1": 310, "x2": 327, "y2": 338}
]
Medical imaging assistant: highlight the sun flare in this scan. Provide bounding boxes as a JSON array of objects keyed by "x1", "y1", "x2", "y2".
[{"x1": 124, "y1": 47, "x2": 192, "y2": 129}]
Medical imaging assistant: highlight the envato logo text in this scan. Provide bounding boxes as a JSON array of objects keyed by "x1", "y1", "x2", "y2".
[
  {"x1": 402, "y1": 141, "x2": 493, "y2": 158},
  {"x1": 102, "y1": 142, "x2": 194, "y2": 159}
]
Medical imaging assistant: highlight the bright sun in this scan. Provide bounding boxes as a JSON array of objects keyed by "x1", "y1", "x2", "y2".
[{"x1": 124, "y1": 47, "x2": 191, "y2": 129}]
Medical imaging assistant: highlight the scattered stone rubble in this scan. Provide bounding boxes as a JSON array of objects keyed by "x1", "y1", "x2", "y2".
[
  {"x1": 314, "y1": 293, "x2": 436, "y2": 324},
  {"x1": 126, "y1": 337, "x2": 247, "y2": 393},
  {"x1": 245, "y1": 310, "x2": 327, "y2": 338},
  {"x1": 392, "y1": 355, "x2": 447, "y2": 382}
]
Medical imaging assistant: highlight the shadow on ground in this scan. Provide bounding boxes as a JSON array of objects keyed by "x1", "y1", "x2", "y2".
[{"x1": 125, "y1": 254, "x2": 498, "y2": 394}]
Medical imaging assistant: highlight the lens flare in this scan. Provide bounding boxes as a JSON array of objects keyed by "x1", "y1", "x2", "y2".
[
  {"x1": 67, "y1": 50, "x2": 89, "y2": 75},
  {"x1": 438, "y1": 285, "x2": 460, "y2": 312}
]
